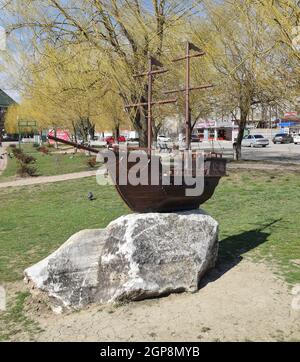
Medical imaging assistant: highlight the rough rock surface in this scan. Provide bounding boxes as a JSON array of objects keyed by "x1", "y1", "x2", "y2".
[{"x1": 24, "y1": 210, "x2": 219, "y2": 310}]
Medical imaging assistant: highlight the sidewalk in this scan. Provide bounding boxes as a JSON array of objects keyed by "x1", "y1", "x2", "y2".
[
  {"x1": 1, "y1": 159, "x2": 299, "y2": 190},
  {"x1": 0, "y1": 170, "x2": 98, "y2": 189},
  {"x1": 0, "y1": 144, "x2": 8, "y2": 175}
]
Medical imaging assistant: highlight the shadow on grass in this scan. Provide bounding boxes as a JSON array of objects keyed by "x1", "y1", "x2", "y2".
[{"x1": 199, "y1": 219, "x2": 281, "y2": 288}]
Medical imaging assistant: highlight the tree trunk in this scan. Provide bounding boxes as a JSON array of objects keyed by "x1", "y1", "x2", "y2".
[
  {"x1": 88, "y1": 120, "x2": 95, "y2": 140},
  {"x1": 152, "y1": 122, "x2": 162, "y2": 145},
  {"x1": 72, "y1": 121, "x2": 78, "y2": 143},
  {"x1": 39, "y1": 130, "x2": 43, "y2": 146},
  {"x1": 234, "y1": 108, "x2": 248, "y2": 161},
  {"x1": 72, "y1": 121, "x2": 78, "y2": 153},
  {"x1": 137, "y1": 123, "x2": 148, "y2": 147},
  {"x1": 77, "y1": 117, "x2": 94, "y2": 143},
  {"x1": 114, "y1": 121, "x2": 120, "y2": 144},
  {"x1": 77, "y1": 119, "x2": 87, "y2": 142},
  {"x1": 54, "y1": 127, "x2": 58, "y2": 149},
  {"x1": 125, "y1": 91, "x2": 149, "y2": 148},
  {"x1": 131, "y1": 105, "x2": 148, "y2": 148}
]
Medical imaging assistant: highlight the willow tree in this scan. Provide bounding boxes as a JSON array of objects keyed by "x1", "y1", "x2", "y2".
[
  {"x1": 256, "y1": 0, "x2": 300, "y2": 61},
  {"x1": 2, "y1": 0, "x2": 196, "y2": 147},
  {"x1": 256, "y1": 0, "x2": 300, "y2": 110},
  {"x1": 4, "y1": 98, "x2": 46, "y2": 134},
  {"x1": 192, "y1": 0, "x2": 290, "y2": 159},
  {"x1": 96, "y1": 90, "x2": 131, "y2": 139},
  {"x1": 6, "y1": 43, "x2": 113, "y2": 141}
]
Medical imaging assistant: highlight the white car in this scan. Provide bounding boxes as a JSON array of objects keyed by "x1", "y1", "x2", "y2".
[
  {"x1": 294, "y1": 134, "x2": 300, "y2": 145},
  {"x1": 242, "y1": 135, "x2": 269, "y2": 147},
  {"x1": 89, "y1": 140, "x2": 107, "y2": 147},
  {"x1": 157, "y1": 135, "x2": 171, "y2": 142}
]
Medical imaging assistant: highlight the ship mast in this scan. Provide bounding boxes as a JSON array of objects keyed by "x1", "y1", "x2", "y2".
[
  {"x1": 165, "y1": 41, "x2": 213, "y2": 150},
  {"x1": 125, "y1": 55, "x2": 177, "y2": 154}
]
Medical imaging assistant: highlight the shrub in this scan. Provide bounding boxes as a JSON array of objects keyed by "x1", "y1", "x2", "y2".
[
  {"x1": 12, "y1": 148, "x2": 38, "y2": 177},
  {"x1": 37, "y1": 146, "x2": 50, "y2": 154},
  {"x1": 16, "y1": 163, "x2": 37, "y2": 177},
  {"x1": 87, "y1": 156, "x2": 97, "y2": 168},
  {"x1": 11, "y1": 147, "x2": 23, "y2": 159},
  {"x1": 33, "y1": 143, "x2": 40, "y2": 148},
  {"x1": 19, "y1": 153, "x2": 36, "y2": 164},
  {"x1": 11, "y1": 147, "x2": 36, "y2": 164}
]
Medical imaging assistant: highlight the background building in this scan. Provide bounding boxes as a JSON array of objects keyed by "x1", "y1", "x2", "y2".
[{"x1": 0, "y1": 89, "x2": 16, "y2": 143}]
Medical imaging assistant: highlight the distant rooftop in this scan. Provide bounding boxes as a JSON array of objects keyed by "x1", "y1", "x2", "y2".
[
  {"x1": 0, "y1": 89, "x2": 16, "y2": 108},
  {"x1": 281, "y1": 116, "x2": 300, "y2": 123}
]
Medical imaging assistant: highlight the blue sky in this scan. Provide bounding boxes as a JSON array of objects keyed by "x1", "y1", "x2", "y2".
[{"x1": 0, "y1": 4, "x2": 22, "y2": 102}]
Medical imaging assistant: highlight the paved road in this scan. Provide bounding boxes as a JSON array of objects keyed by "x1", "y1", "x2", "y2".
[
  {"x1": 199, "y1": 140, "x2": 300, "y2": 163},
  {"x1": 180, "y1": 140, "x2": 300, "y2": 164},
  {"x1": 241, "y1": 143, "x2": 300, "y2": 164}
]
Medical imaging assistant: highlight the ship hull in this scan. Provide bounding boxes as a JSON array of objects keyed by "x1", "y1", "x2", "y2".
[
  {"x1": 47, "y1": 135, "x2": 227, "y2": 213},
  {"x1": 108, "y1": 154, "x2": 226, "y2": 213},
  {"x1": 115, "y1": 177, "x2": 222, "y2": 213}
]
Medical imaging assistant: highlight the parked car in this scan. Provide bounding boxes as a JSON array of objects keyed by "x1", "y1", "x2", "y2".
[
  {"x1": 182, "y1": 135, "x2": 201, "y2": 143},
  {"x1": 89, "y1": 139, "x2": 107, "y2": 148},
  {"x1": 191, "y1": 134, "x2": 201, "y2": 143},
  {"x1": 2, "y1": 134, "x2": 19, "y2": 142},
  {"x1": 294, "y1": 134, "x2": 300, "y2": 145},
  {"x1": 105, "y1": 136, "x2": 126, "y2": 145},
  {"x1": 127, "y1": 137, "x2": 139, "y2": 142},
  {"x1": 157, "y1": 135, "x2": 171, "y2": 142},
  {"x1": 241, "y1": 134, "x2": 269, "y2": 147},
  {"x1": 272, "y1": 133, "x2": 294, "y2": 144}
]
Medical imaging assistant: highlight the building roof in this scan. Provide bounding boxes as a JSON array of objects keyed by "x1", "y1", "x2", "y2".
[
  {"x1": 281, "y1": 116, "x2": 300, "y2": 123},
  {"x1": 0, "y1": 89, "x2": 16, "y2": 108}
]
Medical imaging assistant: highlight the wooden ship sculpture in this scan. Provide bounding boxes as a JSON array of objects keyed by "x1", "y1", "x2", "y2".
[{"x1": 49, "y1": 41, "x2": 227, "y2": 213}]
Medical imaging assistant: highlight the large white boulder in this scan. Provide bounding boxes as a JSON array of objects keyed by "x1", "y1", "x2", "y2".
[{"x1": 24, "y1": 211, "x2": 219, "y2": 310}]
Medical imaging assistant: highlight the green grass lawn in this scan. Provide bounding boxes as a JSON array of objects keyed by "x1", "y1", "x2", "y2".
[
  {"x1": 0, "y1": 169, "x2": 299, "y2": 285},
  {"x1": 0, "y1": 144, "x2": 94, "y2": 182},
  {"x1": 0, "y1": 169, "x2": 300, "y2": 340}
]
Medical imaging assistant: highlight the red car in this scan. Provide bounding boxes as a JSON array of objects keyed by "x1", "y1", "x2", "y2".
[{"x1": 105, "y1": 136, "x2": 126, "y2": 144}]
